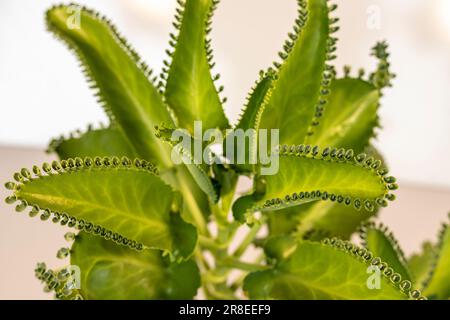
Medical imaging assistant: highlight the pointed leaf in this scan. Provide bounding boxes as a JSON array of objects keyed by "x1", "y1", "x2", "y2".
[
  {"x1": 164, "y1": 0, "x2": 228, "y2": 133},
  {"x1": 212, "y1": 164, "x2": 238, "y2": 223},
  {"x1": 225, "y1": 70, "x2": 275, "y2": 173},
  {"x1": 267, "y1": 147, "x2": 385, "y2": 239},
  {"x1": 48, "y1": 126, "x2": 138, "y2": 159},
  {"x1": 233, "y1": 145, "x2": 396, "y2": 223},
  {"x1": 360, "y1": 222, "x2": 412, "y2": 282},
  {"x1": 244, "y1": 239, "x2": 423, "y2": 300},
  {"x1": 305, "y1": 78, "x2": 379, "y2": 153},
  {"x1": 5, "y1": 159, "x2": 197, "y2": 259},
  {"x1": 71, "y1": 233, "x2": 200, "y2": 299},
  {"x1": 423, "y1": 220, "x2": 450, "y2": 299},
  {"x1": 156, "y1": 125, "x2": 219, "y2": 202},
  {"x1": 267, "y1": 201, "x2": 377, "y2": 239},
  {"x1": 408, "y1": 242, "x2": 436, "y2": 290},
  {"x1": 304, "y1": 42, "x2": 394, "y2": 151},
  {"x1": 259, "y1": 0, "x2": 334, "y2": 145},
  {"x1": 235, "y1": 70, "x2": 275, "y2": 131},
  {"x1": 48, "y1": 124, "x2": 212, "y2": 229},
  {"x1": 46, "y1": 5, "x2": 174, "y2": 167}
]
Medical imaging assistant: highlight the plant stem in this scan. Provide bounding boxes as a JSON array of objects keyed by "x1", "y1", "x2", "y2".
[
  {"x1": 219, "y1": 256, "x2": 269, "y2": 272},
  {"x1": 198, "y1": 235, "x2": 228, "y2": 251},
  {"x1": 204, "y1": 284, "x2": 237, "y2": 300},
  {"x1": 232, "y1": 216, "x2": 267, "y2": 258},
  {"x1": 175, "y1": 169, "x2": 208, "y2": 235},
  {"x1": 229, "y1": 253, "x2": 265, "y2": 291}
]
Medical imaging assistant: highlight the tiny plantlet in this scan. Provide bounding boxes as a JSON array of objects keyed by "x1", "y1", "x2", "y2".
[{"x1": 4, "y1": 0, "x2": 450, "y2": 300}]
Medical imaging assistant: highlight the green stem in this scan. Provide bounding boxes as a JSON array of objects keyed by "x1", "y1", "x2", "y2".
[
  {"x1": 202, "y1": 269, "x2": 229, "y2": 284},
  {"x1": 204, "y1": 284, "x2": 237, "y2": 300},
  {"x1": 176, "y1": 168, "x2": 208, "y2": 235},
  {"x1": 198, "y1": 235, "x2": 228, "y2": 251},
  {"x1": 229, "y1": 253, "x2": 265, "y2": 291},
  {"x1": 232, "y1": 216, "x2": 267, "y2": 258},
  {"x1": 219, "y1": 256, "x2": 269, "y2": 272}
]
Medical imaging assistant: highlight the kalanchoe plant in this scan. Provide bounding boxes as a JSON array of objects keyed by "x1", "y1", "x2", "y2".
[{"x1": 4, "y1": 0, "x2": 450, "y2": 300}]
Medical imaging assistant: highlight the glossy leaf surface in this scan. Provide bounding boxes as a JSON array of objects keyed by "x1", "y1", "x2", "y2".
[
  {"x1": 306, "y1": 78, "x2": 379, "y2": 153},
  {"x1": 360, "y1": 222, "x2": 411, "y2": 282},
  {"x1": 8, "y1": 160, "x2": 197, "y2": 258},
  {"x1": 233, "y1": 146, "x2": 394, "y2": 223},
  {"x1": 244, "y1": 239, "x2": 420, "y2": 300},
  {"x1": 423, "y1": 222, "x2": 450, "y2": 299},
  {"x1": 71, "y1": 233, "x2": 200, "y2": 299},
  {"x1": 47, "y1": 5, "x2": 174, "y2": 167},
  {"x1": 259, "y1": 0, "x2": 332, "y2": 145},
  {"x1": 164, "y1": 0, "x2": 228, "y2": 133}
]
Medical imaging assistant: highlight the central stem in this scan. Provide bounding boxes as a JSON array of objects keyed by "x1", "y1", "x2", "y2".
[
  {"x1": 175, "y1": 168, "x2": 208, "y2": 235},
  {"x1": 219, "y1": 256, "x2": 269, "y2": 272}
]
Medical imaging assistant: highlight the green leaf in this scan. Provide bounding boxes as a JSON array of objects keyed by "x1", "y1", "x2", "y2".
[
  {"x1": 48, "y1": 124, "x2": 212, "y2": 227},
  {"x1": 267, "y1": 201, "x2": 377, "y2": 239},
  {"x1": 423, "y1": 220, "x2": 450, "y2": 299},
  {"x1": 48, "y1": 125, "x2": 138, "y2": 159},
  {"x1": 266, "y1": 147, "x2": 385, "y2": 239},
  {"x1": 225, "y1": 70, "x2": 275, "y2": 173},
  {"x1": 305, "y1": 78, "x2": 379, "y2": 153},
  {"x1": 71, "y1": 233, "x2": 200, "y2": 299},
  {"x1": 212, "y1": 164, "x2": 239, "y2": 223},
  {"x1": 244, "y1": 239, "x2": 424, "y2": 300},
  {"x1": 156, "y1": 125, "x2": 219, "y2": 203},
  {"x1": 259, "y1": 0, "x2": 335, "y2": 145},
  {"x1": 408, "y1": 242, "x2": 436, "y2": 290},
  {"x1": 360, "y1": 222, "x2": 412, "y2": 282},
  {"x1": 263, "y1": 235, "x2": 299, "y2": 261},
  {"x1": 164, "y1": 0, "x2": 229, "y2": 133},
  {"x1": 235, "y1": 71, "x2": 275, "y2": 132},
  {"x1": 233, "y1": 145, "x2": 396, "y2": 223},
  {"x1": 46, "y1": 5, "x2": 174, "y2": 167},
  {"x1": 231, "y1": 194, "x2": 256, "y2": 224},
  {"x1": 6, "y1": 159, "x2": 197, "y2": 259}
]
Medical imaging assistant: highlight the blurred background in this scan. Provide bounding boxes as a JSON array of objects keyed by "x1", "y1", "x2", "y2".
[{"x1": 0, "y1": 0, "x2": 449, "y2": 299}]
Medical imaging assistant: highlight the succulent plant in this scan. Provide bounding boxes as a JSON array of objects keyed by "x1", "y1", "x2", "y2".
[{"x1": 4, "y1": 0, "x2": 449, "y2": 300}]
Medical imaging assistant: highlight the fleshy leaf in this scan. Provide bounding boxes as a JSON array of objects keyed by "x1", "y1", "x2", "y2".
[
  {"x1": 224, "y1": 70, "x2": 275, "y2": 173},
  {"x1": 267, "y1": 147, "x2": 385, "y2": 239},
  {"x1": 408, "y1": 242, "x2": 437, "y2": 290},
  {"x1": 47, "y1": 124, "x2": 211, "y2": 226},
  {"x1": 263, "y1": 235, "x2": 298, "y2": 261},
  {"x1": 71, "y1": 233, "x2": 200, "y2": 299},
  {"x1": 5, "y1": 158, "x2": 197, "y2": 259},
  {"x1": 48, "y1": 125, "x2": 138, "y2": 159},
  {"x1": 305, "y1": 78, "x2": 379, "y2": 153},
  {"x1": 360, "y1": 222, "x2": 412, "y2": 282},
  {"x1": 304, "y1": 40, "x2": 394, "y2": 151},
  {"x1": 235, "y1": 70, "x2": 275, "y2": 132},
  {"x1": 423, "y1": 219, "x2": 450, "y2": 299},
  {"x1": 164, "y1": 0, "x2": 229, "y2": 133},
  {"x1": 233, "y1": 145, "x2": 396, "y2": 223},
  {"x1": 155, "y1": 125, "x2": 219, "y2": 202},
  {"x1": 244, "y1": 238, "x2": 424, "y2": 300},
  {"x1": 46, "y1": 5, "x2": 174, "y2": 167},
  {"x1": 212, "y1": 164, "x2": 238, "y2": 223},
  {"x1": 267, "y1": 201, "x2": 377, "y2": 239},
  {"x1": 259, "y1": 0, "x2": 336, "y2": 145}
]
